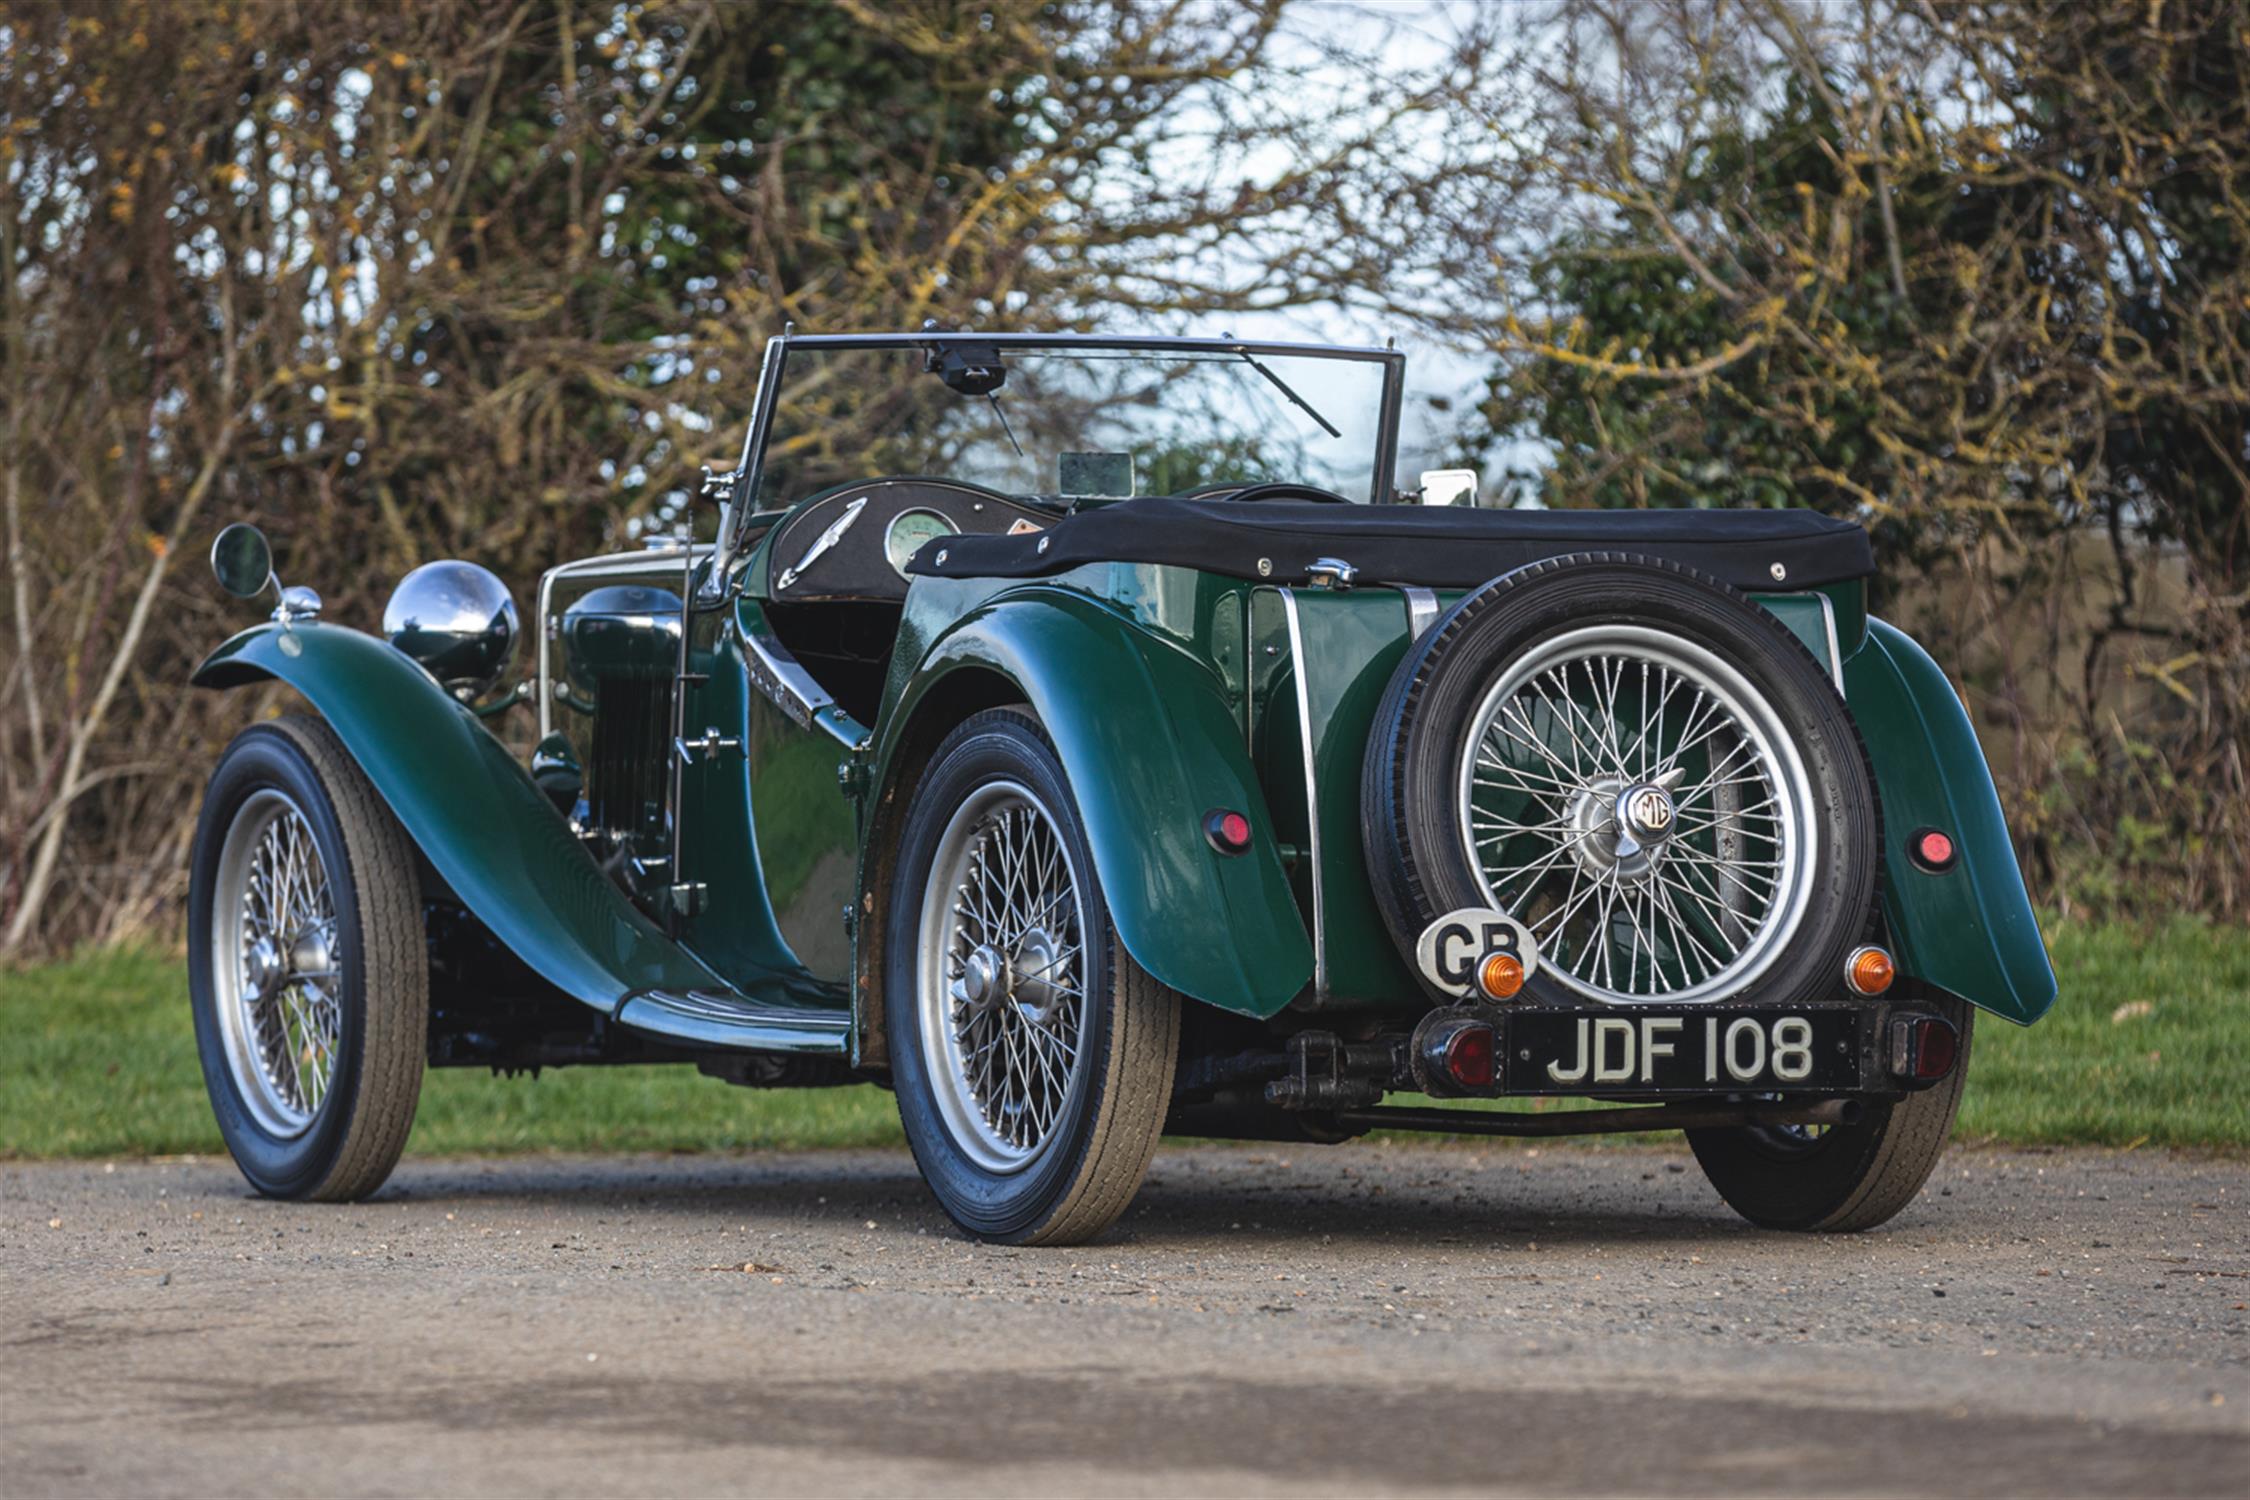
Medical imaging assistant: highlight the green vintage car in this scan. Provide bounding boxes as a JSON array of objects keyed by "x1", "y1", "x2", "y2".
[{"x1": 187, "y1": 331, "x2": 2055, "y2": 1244}]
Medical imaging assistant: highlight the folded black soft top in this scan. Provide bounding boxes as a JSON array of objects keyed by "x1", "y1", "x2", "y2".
[{"x1": 908, "y1": 497, "x2": 1873, "y2": 592}]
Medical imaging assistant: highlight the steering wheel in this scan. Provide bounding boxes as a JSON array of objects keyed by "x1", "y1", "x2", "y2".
[{"x1": 1210, "y1": 481, "x2": 1355, "y2": 505}]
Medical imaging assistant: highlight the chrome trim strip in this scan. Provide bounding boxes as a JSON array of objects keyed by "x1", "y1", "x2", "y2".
[
  {"x1": 780, "y1": 329, "x2": 1399, "y2": 361},
  {"x1": 738, "y1": 603, "x2": 837, "y2": 732},
  {"x1": 615, "y1": 990, "x2": 851, "y2": 1054},
  {"x1": 535, "y1": 569, "x2": 557, "y2": 738},
  {"x1": 711, "y1": 335, "x2": 788, "y2": 596},
  {"x1": 738, "y1": 600, "x2": 867, "y2": 750},
  {"x1": 1403, "y1": 586, "x2": 1440, "y2": 640},
  {"x1": 776, "y1": 494, "x2": 868, "y2": 592},
  {"x1": 533, "y1": 547, "x2": 703, "y2": 738},
  {"x1": 1816, "y1": 592, "x2": 1845, "y2": 694},
  {"x1": 1279, "y1": 588, "x2": 1326, "y2": 999}
]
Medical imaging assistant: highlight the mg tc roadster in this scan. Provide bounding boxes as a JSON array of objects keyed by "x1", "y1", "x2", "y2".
[{"x1": 187, "y1": 332, "x2": 2055, "y2": 1244}]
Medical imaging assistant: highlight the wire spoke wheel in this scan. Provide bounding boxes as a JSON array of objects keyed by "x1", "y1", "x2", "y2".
[
  {"x1": 211, "y1": 789, "x2": 342, "y2": 1137},
  {"x1": 890, "y1": 709, "x2": 1179, "y2": 1245},
  {"x1": 1456, "y1": 623, "x2": 1819, "y2": 1005},
  {"x1": 917, "y1": 780, "x2": 1090, "y2": 1174},
  {"x1": 191, "y1": 717, "x2": 426, "y2": 1201}
]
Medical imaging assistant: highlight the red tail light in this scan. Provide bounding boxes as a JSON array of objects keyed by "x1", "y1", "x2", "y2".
[
  {"x1": 1891, "y1": 1015, "x2": 1960, "y2": 1085},
  {"x1": 1416, "y1": 1016, "x2": 1499, "y2": 1093},
  {"x1": 1443, "y1": 1023, "x2": 1497, "y2": 1089}
]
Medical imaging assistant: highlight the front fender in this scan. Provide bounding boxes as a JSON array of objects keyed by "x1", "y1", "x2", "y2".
[
  {"x1": 193, "y1": 622, "x2": 723, "y2": 1010},
  {"x1": 1844, "y1": 618, "x2": 2057, "y2": 1024},
  {"x1": 879, "y1": 588, "x2": 1313, "y2": 1017}
]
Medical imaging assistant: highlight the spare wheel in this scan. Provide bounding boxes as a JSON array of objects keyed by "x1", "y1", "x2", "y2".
[{"x1": 1362, "y1": 553, "x2": 1879, "y2": 1007}]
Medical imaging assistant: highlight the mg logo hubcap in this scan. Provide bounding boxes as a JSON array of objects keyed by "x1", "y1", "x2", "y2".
[{"x1": 1620, "y1": 785, "x2": 1677, "y2": 840}]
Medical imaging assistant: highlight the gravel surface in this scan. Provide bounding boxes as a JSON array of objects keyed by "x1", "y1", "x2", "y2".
[{"x1": 4, "y1": 1142, "x2": 2244, "y2": 1496}]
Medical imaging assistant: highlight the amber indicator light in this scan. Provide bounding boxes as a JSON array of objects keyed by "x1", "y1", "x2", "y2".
[
  {"x1": 1846, "y1": 945, "x2": 1896, "y2": 996},
  {"x1": 1477, "y1": 951, "x2": 1526, "y2": 1000}
]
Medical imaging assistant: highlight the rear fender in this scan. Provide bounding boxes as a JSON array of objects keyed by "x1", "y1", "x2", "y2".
[
  {"x1": 1843, "y1": 618, "x2": 2057, "y2": 1024},
  {"x1": 193, "y1": 623, "x2": 726, "y2": 1010},
  {"x1": 876, "y1": 587, "x2": 1313, "y2": 1017}
]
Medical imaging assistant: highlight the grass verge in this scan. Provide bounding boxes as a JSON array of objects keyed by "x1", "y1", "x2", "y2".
[
  {"x1": 2, "y1": 918, "x2": 2242, "y2": 1159},
  {"x1": 2, "y1": 947, "x2": 901, "y2": 1158}
]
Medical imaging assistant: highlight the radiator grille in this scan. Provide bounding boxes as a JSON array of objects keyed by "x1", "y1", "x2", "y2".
[{"x1": 587, "y1": 676, "x2": 671, "y2": 840}]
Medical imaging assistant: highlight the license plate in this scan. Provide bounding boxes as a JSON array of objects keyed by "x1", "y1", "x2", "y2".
[{"x1": 1505, "y1": 1007, "x2": 1862, "y2": 1094}]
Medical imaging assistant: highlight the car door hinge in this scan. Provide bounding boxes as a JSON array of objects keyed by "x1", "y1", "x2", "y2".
[
  {"x1": 667, "y1": 882, "x2": 707, "y2": 919},
  {"x1": 836, "y1": 751, "x2": 872, "y2": 799}
]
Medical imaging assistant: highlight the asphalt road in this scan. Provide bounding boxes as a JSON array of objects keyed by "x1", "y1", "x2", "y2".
[{"x1": 4, "y1": 1143, "x2": 2244, "y2": 1497}]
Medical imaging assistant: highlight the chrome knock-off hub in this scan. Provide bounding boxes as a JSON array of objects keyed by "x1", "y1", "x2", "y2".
[
  {"x1": 243, "y1": 934, "x2": 285, "y2": 999},
  {"x1": 1010, "y1": 927, "x2": 1067, "y2": 1025},
  {"x1": 1563, "y1": 768, "x2": 1685, "y2": 881},
  {"x1": 1618, "y1": 782, "x2": 1678, "y2": 841},
  {"x1": 951, "y1": 928, "x2": 1068, "y2": 1026}
]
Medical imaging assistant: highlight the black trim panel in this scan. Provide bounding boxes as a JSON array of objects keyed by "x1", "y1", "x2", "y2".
[
  {"x1": 912, "y1": 497, "x2": 1874, "y2": 591},
  {"x1": 765, "y1": 478, "x2": 1051, "y2": 602}
]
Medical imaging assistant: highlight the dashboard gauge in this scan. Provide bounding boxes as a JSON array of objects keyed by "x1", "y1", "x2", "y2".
[{"x1": 884, "y1": 509, "x2": 960, "y2": 576}]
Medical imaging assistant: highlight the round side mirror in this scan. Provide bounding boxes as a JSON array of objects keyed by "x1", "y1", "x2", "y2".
[{"x1": 211, "y1": 523, "x2": 273, "y2": 599}]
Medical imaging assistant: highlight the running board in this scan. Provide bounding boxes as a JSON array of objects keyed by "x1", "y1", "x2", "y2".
[{"x1": 614, "y1": 989, "x2": 852, "y2": 1054}]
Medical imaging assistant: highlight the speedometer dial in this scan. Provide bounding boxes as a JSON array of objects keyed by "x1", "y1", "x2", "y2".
[{"x1": 885, "y1": 509, "x2": 959, "y2": 576}]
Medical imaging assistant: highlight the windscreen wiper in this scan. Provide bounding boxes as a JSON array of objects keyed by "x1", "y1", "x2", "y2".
[
  {"x1": 1236, "y1": 349, "x2": 1341, "y2": 439},
  {"x1": 986, "y1": 393, "x2": 1025, "y2": 459}
]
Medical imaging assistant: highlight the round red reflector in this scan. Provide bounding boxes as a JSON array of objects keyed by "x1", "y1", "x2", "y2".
[
  {"x1": 1204, "y1": 809, "x2": 1253, "y2": 854},
  {"x1": 1911, "y1": 828, "x2": 1956, "y2": 871}
]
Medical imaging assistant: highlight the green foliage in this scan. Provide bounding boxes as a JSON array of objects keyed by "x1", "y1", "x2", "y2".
[
  {"x1": 1490, "y1": 81, "x2": 1929, "y2": 530},
  {"x1": 1, "y1": 0, "x2": 1383, "y2": 954},
  {"x1": 1474, "y1": 0, "x2": 2249, "y2": 920}
]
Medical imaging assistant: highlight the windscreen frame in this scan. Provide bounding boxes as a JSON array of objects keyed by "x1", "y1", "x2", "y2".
[{"x1": 718, "y1": 331, "x2": 1407, "y2": 569}]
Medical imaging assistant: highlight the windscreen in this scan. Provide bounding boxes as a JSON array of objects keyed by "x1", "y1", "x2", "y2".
[{"x1": 749, "y1": 342, "x2": 1392, "y2": 510}]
